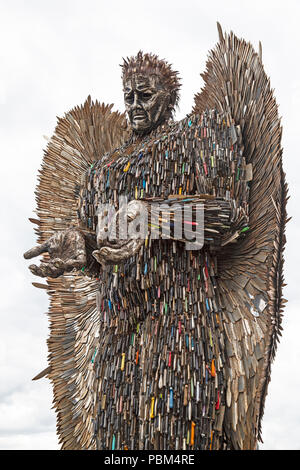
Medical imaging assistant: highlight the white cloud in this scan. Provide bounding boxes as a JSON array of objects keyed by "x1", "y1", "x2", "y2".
[
  {"x1": 0, "y1": 432, "x2": 58, "y2": 451},
  {"x1": 0, "y1": 385, "x2": 55, "y2": 435},
  {"x1": 260, "y1": 301, "x2": 300, "y2": 449}
]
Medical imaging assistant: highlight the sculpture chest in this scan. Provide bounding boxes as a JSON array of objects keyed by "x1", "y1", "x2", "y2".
[{"x1": 84, "y1": 111, "x2": 242, "y2": 216}]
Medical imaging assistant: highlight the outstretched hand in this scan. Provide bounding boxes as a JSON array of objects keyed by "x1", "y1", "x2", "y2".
[
  {"x1": 24, "y1": 228, "x2": 87, "y2": 278},
  {"x1": 93, "y1": 200, "x2": 147, "y2": 265}
]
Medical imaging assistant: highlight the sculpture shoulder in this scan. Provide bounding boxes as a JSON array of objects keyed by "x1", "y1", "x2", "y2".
[{"x1": 79, "y1": 107, "x2": 240, "y2": 174}]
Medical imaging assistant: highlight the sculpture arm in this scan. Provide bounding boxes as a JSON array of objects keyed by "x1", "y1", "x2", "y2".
[
  {"x1": 144, "y1": 195, "x2": 249, "y2": 249},
  {"x1": 92, "y1": 193, "x2": 249, "y2": 265}
]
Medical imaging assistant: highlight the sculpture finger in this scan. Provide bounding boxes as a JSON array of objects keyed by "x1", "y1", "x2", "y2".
[
  {"x1": 93, "y1": 238, "x2": 144, "y2": 265},
  {"x1": 24, "y1": 243, "x2": 49, "y2": 260},
  {"x1": 29, "y1": 262, "x2": 64, "y2": 278},
  {"x1": 103, "y1": 238, "x2": 144, "y2": 261},
  {"x1": 29, "y1": 264, "x2": 46, "y2": 277},
  {"x1": 51, "y1": 258, "x2": 66, "y2": 269}
]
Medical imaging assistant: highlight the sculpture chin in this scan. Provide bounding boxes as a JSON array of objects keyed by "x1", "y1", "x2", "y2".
[
  {"x1": 130, "y1": 114, "x2": 152, "y2": 133},
  {"x1": 130, "y1": 115, "x2": 164, "y2": 135},
  {"x1": 131, "y1": 120, "x2": 152, "y2": 134}
]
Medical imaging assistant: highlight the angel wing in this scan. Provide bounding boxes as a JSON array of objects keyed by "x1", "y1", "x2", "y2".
[
  {"x1": 32, "y1": 96, "x2": 129, "y2": 449},
  {"x1": 192, "y1": 24, "x2": 288, "y2": 448}
]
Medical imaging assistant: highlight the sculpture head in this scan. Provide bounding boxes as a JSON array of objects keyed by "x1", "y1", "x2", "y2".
[{"x1": 121, "y1": 51, "x2": 181, "y2": 135}]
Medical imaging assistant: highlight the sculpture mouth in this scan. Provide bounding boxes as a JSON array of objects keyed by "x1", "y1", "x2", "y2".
[
  {"x1": 133, "y1": 116, "x2": 147, "y2": 122},
  {"x1": 133, "y1": 115, "x2": 146, "y2": 120},
  {"x1": 132, "y1": 111, "x2": 147, "y2": 121}
]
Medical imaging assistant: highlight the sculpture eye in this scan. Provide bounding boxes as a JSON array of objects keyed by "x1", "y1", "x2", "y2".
[{"x1": 142, "y1": 92, "x2": 152, "y2": 100}]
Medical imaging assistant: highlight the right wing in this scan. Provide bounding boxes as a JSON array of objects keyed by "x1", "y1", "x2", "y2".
[{"x1": 32, "y1": 96, "x2": 129, "y2": 449}]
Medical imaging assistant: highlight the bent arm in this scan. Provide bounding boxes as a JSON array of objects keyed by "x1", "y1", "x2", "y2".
[{"x1": 142, "y1": 194, "x2": 249, "y2": 250}]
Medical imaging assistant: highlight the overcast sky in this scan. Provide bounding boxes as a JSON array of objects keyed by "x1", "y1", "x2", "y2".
[{"x1": 0, "y1": 0, "x2": 299, "y2": 450}]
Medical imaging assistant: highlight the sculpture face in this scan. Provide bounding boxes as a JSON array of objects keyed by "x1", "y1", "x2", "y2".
[{"x1": 123, "y1": 74, "x2": 171, "y2": 134}]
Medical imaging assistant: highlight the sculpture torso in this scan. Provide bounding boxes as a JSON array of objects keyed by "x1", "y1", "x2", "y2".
[{"x1": 79, "y1": 110, "x2": 248, "y2": 449}]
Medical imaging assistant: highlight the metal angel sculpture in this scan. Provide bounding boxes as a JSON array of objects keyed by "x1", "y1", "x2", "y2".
[{"x1": 24, "y1": 24, "x2": 288, "y2": 450}]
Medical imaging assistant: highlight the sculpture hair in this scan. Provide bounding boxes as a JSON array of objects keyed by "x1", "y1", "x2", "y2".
[{"x1": 121, "y1": 51, "x2": 181, "y2": 111}]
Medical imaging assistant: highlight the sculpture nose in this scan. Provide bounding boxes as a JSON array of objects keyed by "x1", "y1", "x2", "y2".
[{"x1": 132, "y1": 92, "x2": 142, "y2": 109}]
